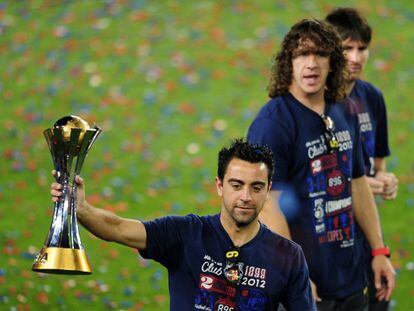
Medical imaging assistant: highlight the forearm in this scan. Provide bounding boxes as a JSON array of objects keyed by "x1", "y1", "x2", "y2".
[
  {"x1": 77, "y1": 202, "x2": 120, "y2": 241},
  {"x1": 374, "y1": 157, "x2": 386, "y2": 172},
  {"x1": 352, "y1": 176, "x2": 384, "y2": 249},
  {"x1": 77, "y1": 201, "x2": 146, "y2": 249}
]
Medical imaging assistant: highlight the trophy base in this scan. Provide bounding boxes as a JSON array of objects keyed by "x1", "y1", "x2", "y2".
[{"x1": 32, "y1": 247, "x2": 92, "y2": 275}]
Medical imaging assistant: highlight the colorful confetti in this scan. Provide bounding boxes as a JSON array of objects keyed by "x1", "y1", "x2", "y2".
[{"x1": 0, "y1": 1, "x2": 413, "y2": 310}]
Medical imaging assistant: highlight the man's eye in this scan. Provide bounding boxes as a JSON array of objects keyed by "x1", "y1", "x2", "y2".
[
  {"x1": 231, "y1": 184, "x2": 241, "y2": 190},
  {"x1": 316, "y1": 51, "x2": 329, "y2": 57},
  {"x1": 293, "y1": 51, "x2": 309, "y2": 58},
  {"x1": 253, "y1": 186, "x2": 263, "y2": 192}
]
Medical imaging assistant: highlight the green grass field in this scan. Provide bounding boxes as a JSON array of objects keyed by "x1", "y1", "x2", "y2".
[{"x1": 1, "y1": 1, "x2": 413, "y2": 310}]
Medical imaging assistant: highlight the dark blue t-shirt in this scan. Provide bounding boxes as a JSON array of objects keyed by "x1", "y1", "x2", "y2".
[
  {"x1": 140, "y1": 213, "x2": 315, "y2": 310},
  {"x1": 247, "y1": 93, "x2": 366, "y2": 299},
  {"x1": 349, "y1": 79, "x2": 390, "y2": 176},
  {"x1": 348, "y1": 80, "x2": 391, "y2": 265}
]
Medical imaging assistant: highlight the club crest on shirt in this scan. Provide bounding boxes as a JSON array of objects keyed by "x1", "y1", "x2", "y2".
[{"x1": 224, "y1": 261, "x2": 244, "y2": 284}]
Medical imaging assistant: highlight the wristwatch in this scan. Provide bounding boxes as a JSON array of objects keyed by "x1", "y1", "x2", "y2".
[{"x1": 371, "y1": 246, "x2": 391, "y2": 258}]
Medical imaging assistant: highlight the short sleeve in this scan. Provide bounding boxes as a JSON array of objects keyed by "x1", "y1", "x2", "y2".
[
  {"x1": 140, "y1": 215, "x2": 193, "y2": 268},
  {"x1": 373, "y1": 91, "x2": 391, "y2": 158},
  {"x1": 247, "y1": 117, "x2": 293, "y2": 189}
]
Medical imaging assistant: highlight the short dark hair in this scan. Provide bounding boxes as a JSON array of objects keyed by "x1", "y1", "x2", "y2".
[
  {"x1": 268, "y1": 19, "x2": 347, "y2": 103},
  {"x1": 218, "y1": 138, "x2": 274, "y2": 183},
  {"x1": 325, "y1": 7, "x2": 372, "y2": 45}
]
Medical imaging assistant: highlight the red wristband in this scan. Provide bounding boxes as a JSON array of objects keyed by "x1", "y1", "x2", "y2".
[{"x1": 371, "y1": 246, "x2": 390, "y2": 258}]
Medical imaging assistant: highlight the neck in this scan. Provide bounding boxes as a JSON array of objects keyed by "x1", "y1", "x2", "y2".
[
  {"x1": 346, "y1": 80, "x2": 356, "y2": 96},
  {"x1": 220, "y1": 214, "x2": 261, "y2": 247},
  {"x1": 289, "y1": 88, "x2": 325, "y2": 115}
]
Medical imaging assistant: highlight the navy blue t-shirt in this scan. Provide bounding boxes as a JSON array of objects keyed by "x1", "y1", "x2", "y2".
[
  {"x1": 247, "y1": 93, "x2": 366, "y2": 299},
  {"x1": 349, "y1": 79, "x2": 390, "y2": 176},
  {"x1": 140, "y1": 213, "x2": 315, "y2": 310},
  {"x1": 348, "y1": 80, "x2": 391, "y2": 266}
]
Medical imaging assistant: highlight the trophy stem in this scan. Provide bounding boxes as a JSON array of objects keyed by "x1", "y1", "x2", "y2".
[
  {"x1": 44, "y1": 173, "x2": 70, "y2": 248},
  {"x1": 69, "y1": 181, "x2": 82, "y2": 249}
]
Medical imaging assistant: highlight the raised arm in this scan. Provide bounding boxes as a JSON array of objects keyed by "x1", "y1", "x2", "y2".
[{"x1": 51, "y1": 174, "x2": 147, "y2": 250}]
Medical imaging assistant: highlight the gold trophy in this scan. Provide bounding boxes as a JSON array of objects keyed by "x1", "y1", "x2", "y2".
[{"x1": 32, "y1": 116, "x2": 102, "y2": 274}]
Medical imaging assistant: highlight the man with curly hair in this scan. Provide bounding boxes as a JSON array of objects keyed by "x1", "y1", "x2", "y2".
[
  {"x1": 247, "y1": 19, "x2": 395, "y2": 310},
  {"x1": 49, "y1": 138, "x2": 316, "y2": 310},
  {"x1": 326, "y1": 8, "x2": 398, "y2": 311}
]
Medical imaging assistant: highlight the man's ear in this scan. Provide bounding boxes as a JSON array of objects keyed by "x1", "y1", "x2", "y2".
[
  {"x1": 215, "y1": 176, "x2": 223, "y2": 197},
  {"x1": 266, "y1": 181, "x2": 272, "y2": 200}
]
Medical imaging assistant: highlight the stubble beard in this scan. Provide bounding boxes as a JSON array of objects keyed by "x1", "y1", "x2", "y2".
[{"x1": 231, "y1": 208, "x2": 258, "y2": 228}]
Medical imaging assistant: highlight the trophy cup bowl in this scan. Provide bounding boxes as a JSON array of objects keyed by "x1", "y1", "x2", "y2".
[{"x1": 32, "y1": 115, "x2": 102, "y2": 274}]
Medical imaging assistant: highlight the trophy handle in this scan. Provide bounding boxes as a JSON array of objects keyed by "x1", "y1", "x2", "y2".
[
  {"x1": 73, "y1": 127, "x2": 102, "y2": 176},
  {"x1": 70, "y1": 126, "x2": 102, "y2": 250}
]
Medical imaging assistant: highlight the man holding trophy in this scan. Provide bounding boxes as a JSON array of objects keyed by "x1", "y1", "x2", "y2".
[{"x1": 48, "y1": 137, "x2": 316, "y2": 310}]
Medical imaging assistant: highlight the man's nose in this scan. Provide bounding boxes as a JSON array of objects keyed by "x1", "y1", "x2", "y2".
[
  {"x1": 305, "y1": 54, "x2": 318, "y2": 69},
  {"x1": 347, "y1": 49, "x2": 360, "y2": 63},
  {"x1": 240, "y1": 187, "x2": 252, "y2": 202}
]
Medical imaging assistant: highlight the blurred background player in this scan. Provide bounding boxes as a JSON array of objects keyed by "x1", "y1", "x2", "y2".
[
  {"x1": 247, "y1": 19, "x2": 395, "y2": 311},
  {"x1": 326, "y1": 8, "x2": 399, "y2": 311}
]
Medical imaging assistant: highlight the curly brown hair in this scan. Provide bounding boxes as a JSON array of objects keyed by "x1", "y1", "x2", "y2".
[{"x1": 268, "y1": 19, "x2": 347, "y2": 103}]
